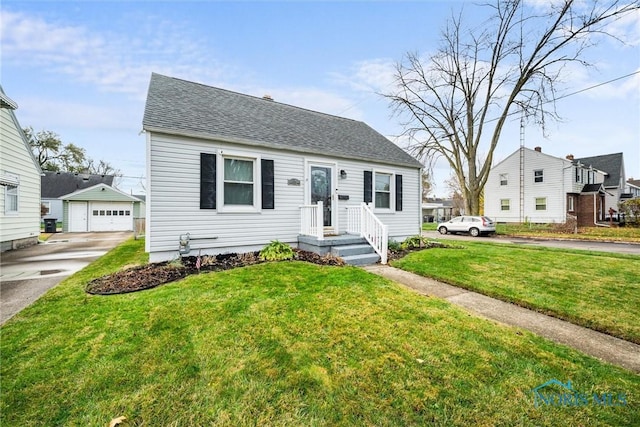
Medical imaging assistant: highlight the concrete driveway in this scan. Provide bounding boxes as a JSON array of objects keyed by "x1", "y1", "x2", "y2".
[{"x1": 1, "y1": 232, "x2": 132, "y2": 325}]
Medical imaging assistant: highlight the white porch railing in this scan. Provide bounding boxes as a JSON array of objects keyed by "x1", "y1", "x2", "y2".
[
  {"x1": 300, "y1": 200, "x2": 324, "y2": 240},
  {"x1": 347, "y1": 203, "x2": 388, "y2": 264}
]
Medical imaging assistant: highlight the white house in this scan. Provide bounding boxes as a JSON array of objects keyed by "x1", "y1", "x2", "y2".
[
  {"x1": 484, "y1": 146, "x2": 609, "y2": 226},
  {"x1": 625, "y1": 179, "x2": 640, "y2": 199},
  {"x1": 1, "y1": 87, "x2": 43, "y2": 252},
  {"x1": 142, "y1": 74, "x2": 422, "y2": 264}
]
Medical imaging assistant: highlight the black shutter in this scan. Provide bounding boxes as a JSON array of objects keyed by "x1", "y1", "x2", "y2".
[
  {"x1": 364, "y1": 171, "x2": 372, "y2": 204},
  {"x1": 261, "y1": 159, "x2": 274, "y2": 209},
  {"x1": 395, "y1": 174, "x2": 403, "y2": 211},
  {"x1": 200, "y1": 153, "x2": 216, "y2": 209}
]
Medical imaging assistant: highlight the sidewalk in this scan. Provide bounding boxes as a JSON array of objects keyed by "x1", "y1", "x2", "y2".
[{"x1": 363, "y1": 265, "x2": 640, "y2": 374}]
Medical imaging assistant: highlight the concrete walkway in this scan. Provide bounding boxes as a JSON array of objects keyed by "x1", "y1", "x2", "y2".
[{"x1": 363, "y1": 265, "x2": 640, "y2": 374}]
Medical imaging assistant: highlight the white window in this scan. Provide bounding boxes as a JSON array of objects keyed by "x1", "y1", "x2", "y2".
[
  {"x1": 42, "y1": 201, "x2": 51, "y2": 215},
  {"x1": 5, "y1": 184, "x2": 18, "y2": 214},
  {"x1": 568, "y1": 196, "x2": 575, "y2": 212},
  {"x1": 375, "y1": 172, "x2": 391, "y2": 209},
  {"x1": 500, "y1": 199, "x2": 510, "y2": 211},
  {"x1": 535, "y1": 197, "x2": 547, "y2": 211},
  {"x1": 499, "y1": 173, "x2": 508, "y2": 186},
  {"x1": 534, "y1": 170, "x2": 544, "y2": 183},
  {"x1": 219, "y1": 154, "x2": 259, "y2": 211}
]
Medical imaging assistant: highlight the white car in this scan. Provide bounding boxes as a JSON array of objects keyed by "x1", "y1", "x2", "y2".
[{"x1": 437, "y1": 216, "x2": 496, "y2": 237}]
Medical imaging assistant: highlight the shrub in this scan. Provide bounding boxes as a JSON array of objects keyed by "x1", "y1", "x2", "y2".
[
  {"x1": 259, "y1": 240, "x2": 294, "y2": 261},
  {"x1": 388, "y1": 239, "x2": 402, "y2": 252},
  {"x1": 401, "y1": 235, "x2": 429, "y2": 250}
]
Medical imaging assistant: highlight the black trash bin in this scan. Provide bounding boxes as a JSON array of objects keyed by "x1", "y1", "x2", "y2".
[{"x1": 44, "y1": 218, "x2": 57, "y2": 233}]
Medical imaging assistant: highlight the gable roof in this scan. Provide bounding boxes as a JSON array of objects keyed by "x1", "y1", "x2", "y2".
[
  {"x1": 581, "y1": 183, "x2": 605, "y2": 194},
  {"x1": 60, "y1": 183, "x2": 139, "y2": 201},
  {"x1": 0, "y1": 85, "x2": 43, "y2": 176},
  {"x1": 575, "y1": 153, "x2": 624, "y2": 188},
  {"x1": 143, "y1": 73, "x2": 422, "y2": 169},
  {"x1": 42, "y1": 171, "x2": 114, "y2": 198},
  {"x1": 491, "y1": 146, "x2": 569, "y2": 171}
]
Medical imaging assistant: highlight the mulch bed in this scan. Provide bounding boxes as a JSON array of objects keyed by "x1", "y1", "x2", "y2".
[
  {"x1": 85, "y1": 249, "x2": 345, "y2": 295},
  {"x1": 85, "y1": 242, "x2": 454, "y2": 296}
]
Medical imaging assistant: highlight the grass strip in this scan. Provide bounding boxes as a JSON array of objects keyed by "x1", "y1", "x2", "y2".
[{"x1": 393, "y1": 241, "x2": 640, "y2": 343}]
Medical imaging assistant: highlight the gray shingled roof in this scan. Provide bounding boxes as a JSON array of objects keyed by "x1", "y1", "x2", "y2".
[
  {"x1": 41, "y1": 171, "x2": 114, "y2": 198},
  {"x1": 143, "y1": 73, "x2": 422, "y2": 169},
  {"x1": 581, "y1": 183, "x2": 604, "y2": 193},
  {"x1": 575, "y1": 153, "x2": 623, "y2": 188}
]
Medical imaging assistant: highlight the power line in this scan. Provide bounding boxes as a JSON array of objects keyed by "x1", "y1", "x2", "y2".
[{"x1": 488, "y1": 70, "x2": 640, "y2": 124}]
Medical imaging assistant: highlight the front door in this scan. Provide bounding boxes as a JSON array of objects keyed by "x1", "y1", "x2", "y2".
[
  {"x1": 310, "y1": 165, "x2": 333, "y2": 228},
  {"x1": 69, "y1": 202, "x2": 88, "y2": 232}
]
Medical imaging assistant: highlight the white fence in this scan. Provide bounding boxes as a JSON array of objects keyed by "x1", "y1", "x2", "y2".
[
  {"x1": 301, "y1": 201, "x2": 388, "y2": 264},
  {"x1": 300, "y1": 201, "x2": 324, "y2": 240},
  {"x1": 346, "y1": 203, "x2": 388, "y2": 264}
]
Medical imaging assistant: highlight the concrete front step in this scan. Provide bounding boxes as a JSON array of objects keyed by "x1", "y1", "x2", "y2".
[
  {"x1": 331, "y1": 244, "x2": 375, "y2": 257},
  {"x1": 341, "y1": 252, "x2": 380, "y2": 266},
  {"x1": 297, "y1": 234, "x2": 380, "y2": 266}
]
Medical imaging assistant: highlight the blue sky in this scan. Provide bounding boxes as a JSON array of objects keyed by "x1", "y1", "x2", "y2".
[{"x1": 2, "y1": 0, "x2": 638, "y2": 196}]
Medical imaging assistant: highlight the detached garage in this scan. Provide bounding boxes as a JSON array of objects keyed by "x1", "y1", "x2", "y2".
[{"x1": 61, "y1": 183, "x2": 141, "y2": 232}]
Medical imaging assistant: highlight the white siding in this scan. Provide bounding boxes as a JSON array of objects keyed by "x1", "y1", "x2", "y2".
[
  {"x1": 484, "y1": 148, "x2": 573, "y2": 223},
  {"x1": 147, "y1": 133, "x2": 420, "y2": 262},
  {"x1": 0, "y1": 106, "x2": 41, "y2": 250}
]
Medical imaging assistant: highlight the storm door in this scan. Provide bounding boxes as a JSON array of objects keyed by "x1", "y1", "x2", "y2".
[{"x1": 310, "y1": 165, "x2": 333, "y2": 228}]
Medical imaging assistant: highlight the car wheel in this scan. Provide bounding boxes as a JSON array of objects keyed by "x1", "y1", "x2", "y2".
[
  {"x1": 438, "y1": 227, "x2": 448, "y2": 235},
  {"x1": 469, "y1": 227, "x2": 480, "y2": 237}
]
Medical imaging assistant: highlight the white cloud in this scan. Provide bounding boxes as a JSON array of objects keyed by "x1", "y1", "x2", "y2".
[{"x1": 0, "y1": 10, "x2": 230, "y2": 99}]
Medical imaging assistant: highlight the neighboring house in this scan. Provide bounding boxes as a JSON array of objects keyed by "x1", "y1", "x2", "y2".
[
  {"x1": 422, "y1": 198, "x2": 454, "y2": 222},
  {"x1": 484, "y1": 146, "x2": 610, "y2": 226},
  {"x1": 0, "y1": 86, "x2": 43, "y2": 252},
  {"x1": 41, "y1": 171, "x2": 114, "y2": 223},
  {"x1": 575, "y1": 153, "x2": 626, "y2": 216},
  {"x1": 142, "y1": 73, "x2": 422, "y2": 263},
  {"x1": 60, "y1": 183, "x2": 141, "y2": 232},
  {"x1": 624, "y1": 178, "x2": 640, "y2": 199}
]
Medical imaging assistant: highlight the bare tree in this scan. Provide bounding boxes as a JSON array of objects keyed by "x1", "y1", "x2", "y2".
[
  {"x1": 386, "y1": 0, "x2": 638, "y2": 215},
  {"x1": 421, "y1": 170, "x2": 433, "y2": 202},
  {"x1": 25, "y1": 127, "x2": 121, "y2": 178}
]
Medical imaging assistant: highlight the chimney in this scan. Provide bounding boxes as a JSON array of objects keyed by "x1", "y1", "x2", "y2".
[
  {"x1": 534, "y1": 146, "x2": 541, "y2": 152},
  {"x1": 566, "y1": 154, "x2": 574, "y2": 160},
  {"x1": 262, "y1": 94, "x2": 273, "y2": 101}
]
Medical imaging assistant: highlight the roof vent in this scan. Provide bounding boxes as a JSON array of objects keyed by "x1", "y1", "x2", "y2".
[
  {"x1": 566, "y1": 154, "x2": 574, "y2": 160},
  {"x1": 534, "y1": 146, "x2": 542, "y2": 152},
  {"x1": 262, "y1": 94, "x2": 274, "y2": 101}
]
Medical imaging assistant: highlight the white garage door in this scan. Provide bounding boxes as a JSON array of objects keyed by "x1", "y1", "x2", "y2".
[{"x1": 89, "y1": 202, "x2": 133, "y2": 231}]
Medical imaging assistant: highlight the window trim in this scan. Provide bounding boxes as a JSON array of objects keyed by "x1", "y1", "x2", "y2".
[
  {"x1": 567, "y1": 195, "x2": 575, "y2": 212},
  {"x1": 534, "y1": 169, "x2": 544, "y2": 183},
  {"x1": 500, "y1": 199, "x2": 510, "y2": 211},
  {"x1": 535, "y1": 197, "x2": 547, "y2": 211},
  {"x1": 373, "y1": 170, "x2": 394, "y2": 212},
  {"x1": 217, "y1": 151, "x2": 261, "y2": 213},
  {"x1": 5, "y1": 182, "x2": 19, "y2": 215}
]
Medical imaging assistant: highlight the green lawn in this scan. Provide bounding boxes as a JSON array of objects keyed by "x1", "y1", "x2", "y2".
[
  {"x1": 496, "y1": 223, "x2": 640, "y2": 243},
  {"x1": 392, "y1": 241, "x2": 640, "y2": 344},
  {"x1": 1, "y1": 239, "x2": 638, "y2": 426}
]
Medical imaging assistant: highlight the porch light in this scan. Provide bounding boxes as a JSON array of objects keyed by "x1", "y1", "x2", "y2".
[{"x1": 340, "y1": 170, "x2": 347, "y2": 179}]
